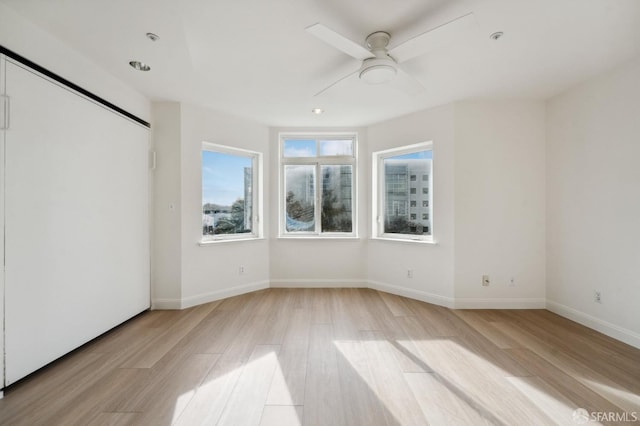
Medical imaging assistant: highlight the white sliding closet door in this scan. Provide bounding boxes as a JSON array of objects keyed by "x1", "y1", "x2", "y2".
[{"x1": 3, "y1": 60, "x2": 150, "y2": 385}]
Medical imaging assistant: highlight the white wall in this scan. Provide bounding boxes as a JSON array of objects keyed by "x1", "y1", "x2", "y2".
[
  {"x1": 366, "y1": 105, "x2": 456, "y2": 306},
  {"x1": 269, "y1": 127, "x2": 368, "y2": 287},
  {"x1": 151, "y1": 102, "x2": 271, "y2": 308},
  {"x1": 546, "y1": 57, "x2": 640, "y2": 347},
  {"x1": 151, "y1": 103, "x2": 182, "y2": 305},
  {"x1": 0, "y1": 2, "x2": 149, "y2": 122},
  {"x1": 180, "y1": 104, "x2": 270, "y2": 306},
  {"x1": 454, "y1": 101, "x2": 546, "y2": 308}
]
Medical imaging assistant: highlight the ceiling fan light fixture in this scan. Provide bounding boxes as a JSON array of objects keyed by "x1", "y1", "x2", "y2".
[{"x1": 360, "y1": 64, "x2": 396, "y2": 84}]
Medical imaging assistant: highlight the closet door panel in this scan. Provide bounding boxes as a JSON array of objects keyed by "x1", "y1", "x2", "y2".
[{"x1": 4, "y1": 61, "x2": 150, "y2": 385}]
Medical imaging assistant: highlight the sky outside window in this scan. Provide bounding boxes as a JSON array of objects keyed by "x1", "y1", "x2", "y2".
[
  {"x1": 202, "y1": 150, "x2": 252, "y2": 206},
  {"x1": 319, "y1": 139, "x2": 353, "y2": 156},
  {"x1": 283, "y1": 139, "x2": 316, "y2": 157},
  {"x1": 391, "y1": 150, "x2": 432, "y2": 160}
]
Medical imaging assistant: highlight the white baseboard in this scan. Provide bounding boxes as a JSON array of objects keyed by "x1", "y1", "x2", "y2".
[
  {"x1": 270, "y1": 279, "x2": 367, "y2": 288},
  {"x1": 151, "y1": 280, "x2": 270, "y2": 310},
  {"x1": 368, "y1": 280, "x2": 455, "y2": 309},
  {"x1": 151, "y1": 298, "x2": 182, "y2": 310},
  {"x1": 454, "y1": 297, "x2": 546, "y2": 309},
  {"x1": 546, "y1": 300, "x2": 640, "y2": 349}
]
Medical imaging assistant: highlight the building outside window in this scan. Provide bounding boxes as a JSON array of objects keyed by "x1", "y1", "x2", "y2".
[
  {"x1": 281, "y1": 135, "x2": 356, "y2": 237},
  {"x1": 201, "y1": 142, "x2": 262, "y2": 242},
  {"x1": 373, "y1": 142, "x2": 433, "y2": 241}
]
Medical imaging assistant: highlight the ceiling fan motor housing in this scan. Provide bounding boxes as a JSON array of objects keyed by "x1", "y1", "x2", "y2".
[
  {"x1": 360, "y1": 31, "x2": 397, "y2": 84},
  {"x1": 359, "y1": 57, "x2": 397, "y2": 84}
]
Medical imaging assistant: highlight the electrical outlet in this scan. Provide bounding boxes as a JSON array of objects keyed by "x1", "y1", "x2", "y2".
[
  {"x1": 594, "y1": 291, "x2": 602, "y2": 303},
  {"x1": 482, "y1": 275, "x2": 490, "y2": 286},
  {"x1": 239, "y1": 265, "x2": 245, "y2": 275},
  {"x1": 407, "y1": 269, "x2": 413, "y2": 279}
]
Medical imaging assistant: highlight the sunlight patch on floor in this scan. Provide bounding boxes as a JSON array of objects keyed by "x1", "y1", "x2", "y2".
[
  {"x1": 266, "y1": 357, "x2": 296, "y2": 405},
  {"x1": 171, "y1": 389, "x2": 197, "y2": 424},
  {"x1": 582, "y1": 378, "x2": 640, "y2": 413},
  {"x1": 506, "y1": 376, "x2": 577, "y2": 426}
]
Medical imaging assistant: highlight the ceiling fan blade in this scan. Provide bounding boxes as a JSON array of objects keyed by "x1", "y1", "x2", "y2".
[
  {"x1": 389, "y1": 67, "x2": 426, "y2": 96},
  {"x1": 313, "y1": 68, "x2": 360, "y2": 97},
  {"x1": 389, "y1": 12, "x2": 475, "y2": 63},
  {"x1": 306, "y1": 23, "x2": 374, "y2": 61}
]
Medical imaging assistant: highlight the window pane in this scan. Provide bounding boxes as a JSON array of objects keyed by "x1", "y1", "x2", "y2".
[
  {"x1": 383, "y1": 150, "x2": 432, "y2": 236},
  {"x1": 202, "y1": 150, "x2": 253, "y2": 236},
  {"x1": 285, "y1": 165, "x2": 316, "y2": 232},
  {"x1": 321, "y1": 165, "x2": 352, "y2": 233},
  {"x1": 283, "y1": 139, "x2": 316, "y2": 157},
  {"x1": 319, "y1": 139, "x2": 353, "y2": 156}
]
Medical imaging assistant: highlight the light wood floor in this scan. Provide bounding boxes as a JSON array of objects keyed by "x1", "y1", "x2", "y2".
[{"x1": 1, "y1": 288, "x2": 639, "y2": 425}]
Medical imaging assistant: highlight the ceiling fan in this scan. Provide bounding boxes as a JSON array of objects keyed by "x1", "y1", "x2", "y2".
[{"x1": 306, "y1": 12, "x2": 475, "y2": 96}]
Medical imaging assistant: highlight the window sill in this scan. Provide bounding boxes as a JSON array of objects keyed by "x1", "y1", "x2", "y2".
[
  {"x1": 277, "y1": 235, "x2": 360, "y2": 241},
  {"x1": 370, "y1": 237, "x2": 437, "y2": 245},
  {"x1": 198, "y1": 237, "x2": 265, "y2": 246}
]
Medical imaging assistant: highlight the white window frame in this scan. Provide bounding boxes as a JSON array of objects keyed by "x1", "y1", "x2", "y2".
[
  {"x1": 372, "y1": 141, "x2": 433, "y2": 243},
  {"x1": 201, "y1": 142, "x2": 263, "y2": 243},
  {"x1": 279, "y1": 133, "x2": 357, "y2": 238}
]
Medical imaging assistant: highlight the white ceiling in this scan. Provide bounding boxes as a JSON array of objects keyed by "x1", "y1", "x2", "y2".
[{"x1": 2, "y1": 0, "x2": 640, "y2": 127}]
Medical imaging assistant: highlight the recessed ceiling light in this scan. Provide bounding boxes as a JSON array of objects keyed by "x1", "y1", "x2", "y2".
[
  {"x1": 312, "y1": 108, "x2": 324, "y2": 114},
  {"x1": 490, "y1": 31, "x2": 504, "y2": 41},
  {"x1": 146, "y1": 32, "x2": 160, "y2": 42},
  {"x1": 129, "y1": 61, "x2": 151, "y2": 71}
]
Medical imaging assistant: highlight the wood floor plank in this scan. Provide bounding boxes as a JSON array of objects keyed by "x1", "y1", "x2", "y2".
[
  {"x1": 85, "y1": 311, "x2": 167, "y2": 354},
  {"x1": 217, "y1": 344, "x2": 281, "y2": 426},
  {"x1": 501, "y1": 310, "x2": 637, "y2": 383},
  {"x1": 257, "y1": 290, "x2": 295, "y2": 345},
  {"x1": 405, "y1": 372, "x2": 494, "y2": 425},
  {"x1": 176, "y1": 307, "x2": 254, "y2": 355},
  {"x1": 378, "y1": 290, "x2": 416, "y2": 317},
  {"x1": 283, "y1": 307, "x2": 311, "y2": 342},
  {"x1": 334, "y1": 339, "x2": 390, "y2": 426},
  {"x1": 406, "y1": 336, "x2": 557, "y2": 425},
  {"x1": 259, "y1": 405, "x2": 303, "y2": 426},
  {"x1": 491, "y1": 320, "x2": 640, "y2": 414},
  {"x1": 0, "y1": 352, "x2": 109, "y2": 425},
  {"x1": 2, "y1": 288, "x2": 639, "y2": 425},
  {"x1": 173, "y1": 359, "x2": 245, "y2": 426},
  {"x1": 119, "y1": 303, "x2": 217, "y2": 368},
  {"x1": 86, "y1": 412, "x2": 141, "y2": 426},
  {"x1": 361, "y1": 330, "x2": 429, "y2": 425},
  {"x1": 452, "y1": 309, "x2": 522, "y2": 349},
  {"x1": 506, "y1": 376, "x2": 584, "y2": 426},
  {"x1": 383, "y1": 317, "x2": 433, "y2": 373},
  {"x1": 310, "y1": 288, "x2": 333, "y2": 324},
  {"x1": 402, "y1": 298, "x2": 464, "y2": 336},
  {"x1": 303, "y1": 324, "x2": 348, "y2": 426},
  {"x1": 47, "y1": 367, "x2": 153, "y2": 425},
  {"x1": 219, "y1": 314, "x2": 276, "y2": 362},
  {"x1": 505, "y1": 348, "x2": 626, "y2": 416},
  {"x1": 115, "y1": 352, "x2": 219, "y2": 421},
  {"x1": 265, "y1": 338, "x2": 308, "y2": 406}
]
